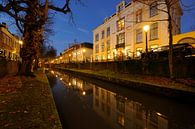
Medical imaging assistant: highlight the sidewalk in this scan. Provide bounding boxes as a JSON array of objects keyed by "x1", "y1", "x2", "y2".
[{"x1": 0, "y1": 70, "x2": 62, "y2": 129}]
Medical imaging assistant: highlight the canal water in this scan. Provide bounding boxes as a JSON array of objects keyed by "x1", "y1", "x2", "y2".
[{"x1": 46, "y1": 70, "x2": 195, "y2": 129}]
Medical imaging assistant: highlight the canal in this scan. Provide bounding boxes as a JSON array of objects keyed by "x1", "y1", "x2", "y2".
[{"x1": 46, "y1": 70, "x2": 195, "y2": 129}]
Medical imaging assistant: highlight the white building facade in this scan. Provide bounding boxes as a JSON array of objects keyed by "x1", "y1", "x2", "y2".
[{"x1": 93, "y1": 0, "x2": 182, "y2": 61}]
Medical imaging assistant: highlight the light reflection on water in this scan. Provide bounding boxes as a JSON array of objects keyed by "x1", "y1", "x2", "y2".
[{"x1": 47, "y1": 70, "x2": 195, "y2": 129}]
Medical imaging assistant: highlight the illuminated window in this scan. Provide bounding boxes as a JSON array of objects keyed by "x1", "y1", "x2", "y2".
[
  {"x1": 107, "y1": 40, "x2": 110, "y2": 51},
  {"x1": 95, "y1": 44, "x2": 99, "y2": 53},
  {"x1": 150, "y1": 23, "x2": 158, "y2": 40},
  {"x1": 150, "y1": 1, "x2": 158, "y2": 17},
  {"x1": 136, "y1": 29, "x2": 142, "y2": 43},
  {"x1": 117, "y1": 18, "x2": 125, "y2": 31},
  {"x1": 150, "y1": 45, "x2": 159, "y2": 51},
  {"x1": 117, "y1": 33, "x2": 125, "y2": 44},
  {"x1": 136, "y1": 48, "x2": 143, "y2": 57},
  {"x1": 95, "y1": 55, "x2": 99, "y2": 61},
  {"x1": 95, "y1": 34, "x2": 99, "y2": 42},
  {"x1": 101, "y1": 42, "x2": 105, "y2": 52},
  {"x1": 117, "y1": 114, "x2": 125, "y2": 126},
  {"x1": 136, "y1": 9, "x2": 142, "y2": 23}
]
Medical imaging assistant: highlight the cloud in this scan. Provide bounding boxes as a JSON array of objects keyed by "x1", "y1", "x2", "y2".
[{"x1": 77, "y1": 27, "x2": 89, "y2": 33}]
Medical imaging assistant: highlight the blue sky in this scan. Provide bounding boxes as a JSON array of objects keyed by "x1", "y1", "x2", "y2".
[{"x1": 1, "y1": 0, "x2": 195, "y2": 55}]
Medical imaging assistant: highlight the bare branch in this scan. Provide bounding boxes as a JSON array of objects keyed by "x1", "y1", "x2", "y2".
[{"x1": 48, "y1": 0, "x2": 71, "y2": 14}]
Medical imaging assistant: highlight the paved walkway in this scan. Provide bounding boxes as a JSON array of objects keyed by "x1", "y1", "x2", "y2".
[{"x1": 0, "y1": 71, "x2": 62, "y2": 129}]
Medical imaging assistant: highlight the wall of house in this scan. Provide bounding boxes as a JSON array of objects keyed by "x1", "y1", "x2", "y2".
[{"x1": 93, "y1": 0, "x2": 182, "y2": 61}]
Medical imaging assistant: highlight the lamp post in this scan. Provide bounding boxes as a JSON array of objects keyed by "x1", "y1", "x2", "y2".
[
  {"x1": 143, "y1": 25, "x2": 150, "y2": 57},
  {"x1": 143, "y1": 25, "x2": 150, "y2": 74}
]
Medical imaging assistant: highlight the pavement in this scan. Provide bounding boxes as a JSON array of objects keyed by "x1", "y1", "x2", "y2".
[{"x1": 0, "y1": 71, "x2": 62, "y2": 129}]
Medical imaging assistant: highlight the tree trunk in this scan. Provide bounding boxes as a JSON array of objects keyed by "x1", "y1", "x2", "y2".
[{"x1": 167, "y1": 9, "x2": 174, "y2": 79}]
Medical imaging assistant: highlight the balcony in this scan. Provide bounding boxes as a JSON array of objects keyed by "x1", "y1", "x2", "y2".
[{"x1": 116, "y1": 43, "x2": 125, "y2": 49}]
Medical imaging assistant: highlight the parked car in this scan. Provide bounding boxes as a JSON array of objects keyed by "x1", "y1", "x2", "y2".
[{"x1": 141, "y1": 43, "x2": 195, "y2": 60}]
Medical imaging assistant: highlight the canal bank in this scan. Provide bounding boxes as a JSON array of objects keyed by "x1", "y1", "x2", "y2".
[
  {"x1": 56, "y1": 67, "x2": 195, "y2": 102},
  {"x1": 0, "y1": 70, "x2": 62, "y2": 129}
]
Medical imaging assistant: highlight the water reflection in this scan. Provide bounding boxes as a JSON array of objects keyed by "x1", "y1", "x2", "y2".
[
  {"x1": 47, "y1": 70, "x2": 195, "y2": 129},
  {"x1": 93, "y1": 86, "x2": 168, "y2": 129}
]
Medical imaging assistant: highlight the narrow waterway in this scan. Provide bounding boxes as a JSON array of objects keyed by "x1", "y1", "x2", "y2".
[{"x1": 46, "y1": 70, "x2": 195, "y2": 129}]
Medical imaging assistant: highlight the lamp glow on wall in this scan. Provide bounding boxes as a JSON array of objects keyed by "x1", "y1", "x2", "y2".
[{"x1": 143, "y1": 25, "x2": 150, "y2": 56}]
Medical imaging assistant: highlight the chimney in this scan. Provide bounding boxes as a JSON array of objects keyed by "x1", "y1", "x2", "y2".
[{"x1": 0, "y1": 22, "x2": 8, "y2": 29}]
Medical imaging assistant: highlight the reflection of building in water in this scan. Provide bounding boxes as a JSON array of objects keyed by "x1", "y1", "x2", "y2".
[
  {"x1": 52, "y1": 71, "x2": 93, "y2": 95},
  {"x1": 93, "y1": 86, "x2": 168, "y2": 129}
]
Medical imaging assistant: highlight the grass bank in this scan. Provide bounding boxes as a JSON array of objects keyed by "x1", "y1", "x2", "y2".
[
  {"x1": 56, "y1": 67, "x2": 195, "y2": 101},
  {"x1": 0, "y1": 70, "x2": 62, "y2": 129}
]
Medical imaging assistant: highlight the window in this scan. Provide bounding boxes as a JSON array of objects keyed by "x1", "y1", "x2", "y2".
[
  {"x1": 95, "y1": 44, "x2": 99, "y2": 53},
  {"x1": 150, "y1": 23, "x2": 158, "y2": 40},
  {"x1": 107, "y1": 40, "x2": 110, "y2": 51},
  {"x1": 117, "y1": 18, "x2": 125, "y2": 31},
  {"x1": 102, "y1": 30, "x2": 105, "y2": 39},
  {"x1": 95, "y1": 34, "x2": 99, "y2": 42},
  {"x1": 136, "y1": 9, "x2": 142, "y2": 23},
  {"x1": 150, "y1": 45, "x2": 159, "y2": 51},
  {"x1": 101, "y1": 42, "x2": 105, "y2": 52},
  {"x1": 136, "y1": 29, "x2": 142, "y2": 43},
  {"x1": 136, "y1": 48, "x2": 143, "y2": 57},
  {"x1": 107, "y1": 27, "x2": 110, "y2": 37},
  {"x1": 117, "y1": 33, "x2": 125, "y2": 44},
  {"x1": 95, "y1": 55, "x2": 99, "y2": 61},
  {"x1": 150, "y1": 1, "x2": 158, "y2": 17}
]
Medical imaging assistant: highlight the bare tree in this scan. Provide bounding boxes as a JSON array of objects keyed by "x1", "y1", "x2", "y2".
[
  {"x1": 0, "y1": 0, "x2": 77, "y2": 76},
  {"x1": 133, "y1": 0, "x2": 183, "y2": 79}
]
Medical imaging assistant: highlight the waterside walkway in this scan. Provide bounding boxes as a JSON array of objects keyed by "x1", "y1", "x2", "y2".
[{"x1": 0, "y1": 70, "x2": 62, "y2": 129}]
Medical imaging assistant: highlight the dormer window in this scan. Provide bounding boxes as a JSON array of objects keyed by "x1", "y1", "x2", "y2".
[{"x1": 117, "y1": 0, "x2": 126, "y2": 12}]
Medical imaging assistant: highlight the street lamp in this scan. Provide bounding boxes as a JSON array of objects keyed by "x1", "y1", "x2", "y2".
[{"x1": 143, "y1": 25, "x2": 150, "y2": 57}]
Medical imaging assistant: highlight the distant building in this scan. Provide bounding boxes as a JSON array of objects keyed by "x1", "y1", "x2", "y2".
[
  {"x1": 0, "y1": 22, "x2": 22, "y2": 61},
  {"x1": 93, "y1": 0, "x2": 182, "y2": 61},
  {"x1": 53, "y1": 42, "x2": 93, "y2": 64}
]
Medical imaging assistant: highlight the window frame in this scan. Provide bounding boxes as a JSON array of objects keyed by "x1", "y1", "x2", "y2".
[
  {"x1": 136, "y1": 29, "x2": 143, "y2": 43},
  {"x1": 136, "y1": 9, "x2": 142, "y2": 23},
  {"x1": 150, "y1": 22, "x2": 158, "y2": 40},
  {"x1": 117, "y1": 33, "x2": 125, "y2": 44},
  {"x1": 117, "y1": 18, "x2": 125, "y2": 31},
  {"x1": 95, "y1": 34, "x2": 99, "y2": 42}
]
